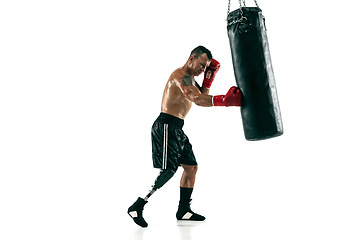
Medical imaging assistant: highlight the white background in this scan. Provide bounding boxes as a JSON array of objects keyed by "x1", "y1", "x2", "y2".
[{"x1": 1, "y1": 0, "x2": 359, "y2": 239}]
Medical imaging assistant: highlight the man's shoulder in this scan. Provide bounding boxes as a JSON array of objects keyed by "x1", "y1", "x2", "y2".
[
  {"x1": 177, "y1": 69, "x2": 195, "y2": 84},
  {"x1": 170, "y1": 68, "x2": 183, "y2": 80},
  {"x1": 168, "y1": 69, "x2": 187, "y2": 84},
  {"x1": 180, "y1": 74, "x2": 194, "y2": 87}
]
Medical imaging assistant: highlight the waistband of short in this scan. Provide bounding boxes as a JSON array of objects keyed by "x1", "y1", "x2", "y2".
[{"x1": 156, "y1": 112, "x2": 184, "y2": 128}]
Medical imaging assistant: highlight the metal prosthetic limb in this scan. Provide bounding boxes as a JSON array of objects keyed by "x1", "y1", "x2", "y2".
[
  {"x1": 144, "y1": 168, "x2": 176, "y2": 201},
  {"x1": 153, "y1": 168, "x2": 176, "y2": 189}
]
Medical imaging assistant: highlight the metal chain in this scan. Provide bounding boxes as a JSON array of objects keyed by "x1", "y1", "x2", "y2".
[
  {"x1": 227, "y1": 0, "x2": 246, "y2": 24},
  {"x1": 238, "y1": 0, "x2": 244, "y2": 21},
  {"x1": 228, "y1": 0, "x2": 260, "y2": 15},
  {"x1": 227, "y1": 0, "x2": 231, "y2": 16},
  {"x1": 244, "y1": 0, "x2": 259, "y2": 7},
  {"x1": 227, "y1": 0, "x2": 260, "y2": 26},
  {"x1": 227, "y1": 0, "x2": 243, "y2": 16}
]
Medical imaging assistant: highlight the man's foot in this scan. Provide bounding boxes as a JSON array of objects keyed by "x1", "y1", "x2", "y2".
[
  {"x1": 176, "y1": 200, "x2": 205, "y2": 221},
  {"x1": 127, "y1": 197, "x2": 148, "y2": 227}
]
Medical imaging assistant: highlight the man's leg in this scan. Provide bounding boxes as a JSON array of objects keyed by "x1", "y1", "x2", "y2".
[
  {"x1": 176, "y1": 164, "x2": 205, "y2": 221},
  {"x1": 145, "y1": 168, "x2": 176, "y2": 200},
  {"x1": 127, "y1": 168, "x2": 176, "y2": 227},
  {"x1": 180, "y1": 164, "x2": 198, "y2": 188}
]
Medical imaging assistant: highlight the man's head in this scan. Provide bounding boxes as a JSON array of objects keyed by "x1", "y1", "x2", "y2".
[{"x1": 186, "y1": 46, "x2": 212, "y2": 76}]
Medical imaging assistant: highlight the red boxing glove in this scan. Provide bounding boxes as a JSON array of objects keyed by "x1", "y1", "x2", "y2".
[
  {"x1": 202, "y1": 59, "x2": 220, "y2": 89},
  {"x1": 213, "y1": 86, "x2": 242, "y2": 107}
]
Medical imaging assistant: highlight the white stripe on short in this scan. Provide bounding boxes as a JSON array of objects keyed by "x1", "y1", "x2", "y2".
[{"x1": 162, "y1": 123, "x2": 168, "y2": 169}]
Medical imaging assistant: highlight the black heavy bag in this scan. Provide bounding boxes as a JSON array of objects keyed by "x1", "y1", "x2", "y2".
[{"x1": 227, "y1": 1, "x2": 283, "y2": 141}]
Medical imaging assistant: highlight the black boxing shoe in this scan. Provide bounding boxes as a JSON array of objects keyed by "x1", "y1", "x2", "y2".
[
  {"x1": 127, "y1": 197, "x2": 148, "y2": 227},
  {"x1": 176, "y1": 200, "x2": 205, "y2": 221}
]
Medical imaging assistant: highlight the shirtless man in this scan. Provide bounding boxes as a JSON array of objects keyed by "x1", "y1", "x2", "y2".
[{"x1": 127, "y1": 46, "x2": 241, "y2": 227}]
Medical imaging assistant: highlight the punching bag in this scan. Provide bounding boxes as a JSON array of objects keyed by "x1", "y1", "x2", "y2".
[{"x1": 227, "y1": 0, "x2": 283, "y2": 141}]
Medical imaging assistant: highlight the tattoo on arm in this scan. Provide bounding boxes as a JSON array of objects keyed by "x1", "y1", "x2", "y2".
[{"x1": 181, "y1": 74, "x2": 194, "y2": 87}]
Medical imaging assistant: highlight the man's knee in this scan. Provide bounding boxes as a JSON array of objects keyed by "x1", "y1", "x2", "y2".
[
  {"x1": 182, "y1": 164, "x2": 198, "y2": 176},
  {"x1": 192, "y1": 165, "x2": 198, "y2": 174}
]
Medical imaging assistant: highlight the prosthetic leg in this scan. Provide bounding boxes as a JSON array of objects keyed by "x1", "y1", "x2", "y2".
[
  {"x1": 127, "y1": 168, "x2": 176, "y2": 228},
  {"x1": 145, "y1": 168, "x2": 176, "y2": 200}
]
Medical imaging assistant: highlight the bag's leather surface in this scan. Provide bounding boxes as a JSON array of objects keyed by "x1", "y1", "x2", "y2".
[{"x1": 227, "y1": 7, "x2": 283, "y2": 140}]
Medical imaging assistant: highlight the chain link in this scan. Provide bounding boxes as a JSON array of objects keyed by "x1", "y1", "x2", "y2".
[
  {"x1": 238, "y1": 0, "x2": 244, "y2": 21},
  {"x1": 227, "y1": 0, "x2": 246, "y2": 24},
  {"x1": 227, "y1": 0, "x2": 231, "y2": 16},
  {"x1": 227, "y1": 0, "x2": 260, "y2": 26},
  {"x1": 227, "y1": 0, "x2": 260, "y2": 16}
]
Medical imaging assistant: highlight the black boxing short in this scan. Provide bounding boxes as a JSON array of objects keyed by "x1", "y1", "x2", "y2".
[{"x1": 151, "y1": 113, "x2": 197, "y2": 170}]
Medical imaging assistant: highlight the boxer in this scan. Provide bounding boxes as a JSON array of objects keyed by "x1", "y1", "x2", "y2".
[{"x1": 128, "y1": 46, "x2": 241, "y2": 227}]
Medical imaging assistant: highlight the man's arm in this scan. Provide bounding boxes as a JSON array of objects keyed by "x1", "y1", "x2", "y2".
[
  {"x1": 200, "y1": 59, "x2": 220, "y2": 95},
  {"x1": 180, "y1": 75, "x2": 213, "y2": 107},
  {"x1": 195, "y1": 81, "x2": 210, "y2": 95},
  {"x1": 180, "y1": 74, "x2": 242, "y2": 107}
]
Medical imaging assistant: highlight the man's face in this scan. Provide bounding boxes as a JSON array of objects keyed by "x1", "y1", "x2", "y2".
[{"x1": 189, "y1": 53, "x2": 211, "y2": 76}]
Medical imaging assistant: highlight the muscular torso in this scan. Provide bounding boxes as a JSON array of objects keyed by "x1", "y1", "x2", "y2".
[{"x1": 161, "y1": 68, "x2": 199, "y2": 119}]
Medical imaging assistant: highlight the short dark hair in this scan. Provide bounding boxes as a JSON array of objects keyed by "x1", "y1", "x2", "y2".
[{"x1": 190, "y1": 46, "x2": 212, "y2": 61}]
